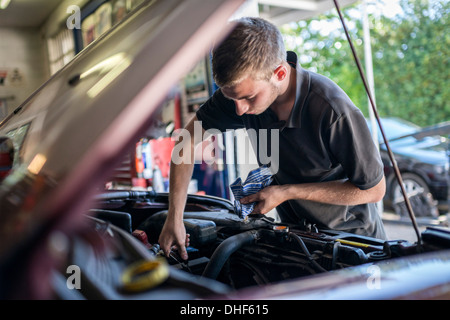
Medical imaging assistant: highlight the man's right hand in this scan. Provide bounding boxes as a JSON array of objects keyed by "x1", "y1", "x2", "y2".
[{"x1": 158, "y1": 217, "x2": 188, "y2": 260}]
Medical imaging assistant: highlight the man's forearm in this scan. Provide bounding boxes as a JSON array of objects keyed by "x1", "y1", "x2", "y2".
[
  {"x1": 167, "y1": 161, "x2": 195, "y2": 221},
  {"x1": 283, "y1": 177, "x2": 386, "y2": 206},
  {"x1": 241, "y1": 176, "x2": 385, "y2": 215},
  {"x1": 167, "y1": 116, "x2": 202, "y2": 221}
]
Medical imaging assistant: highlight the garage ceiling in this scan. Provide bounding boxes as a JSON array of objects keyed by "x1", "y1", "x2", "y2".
[
  {"x1": 0, "y1": 0, "x2": 60, "y2": 27},
  {"x1": 0, "y1": 0, "x2": 359, "y2": 28}
]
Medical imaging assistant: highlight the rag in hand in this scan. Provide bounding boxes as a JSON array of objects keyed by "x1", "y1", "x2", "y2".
[{"x1": 230, "y1": 165, "x2": 273, "y2": 219}]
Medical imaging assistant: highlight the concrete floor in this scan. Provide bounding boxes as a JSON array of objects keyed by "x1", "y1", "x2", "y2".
[
  {"x1": 383, "y1": 219, "x2": 425, "y2": 242},
  {"x1": 382, "y1": 211, "x2": 449, "y2": 243}
]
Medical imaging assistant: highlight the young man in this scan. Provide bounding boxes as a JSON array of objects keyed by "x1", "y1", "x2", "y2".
[{"x1": 159, "y1": 17, "x2": 387, "y2": 260}]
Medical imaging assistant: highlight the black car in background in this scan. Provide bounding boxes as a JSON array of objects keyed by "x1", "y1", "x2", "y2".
[{"x1": 367, "y1": 117, "x2": 449, "y2": 218}]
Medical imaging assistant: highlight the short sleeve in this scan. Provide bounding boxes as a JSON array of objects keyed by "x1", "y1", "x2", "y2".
[
  {"x1": 196, "y1": 89, "x2": 245, "y2": 132},
  {"x1": 327, "y1": 108, "x2": 384, "y2": 190}
]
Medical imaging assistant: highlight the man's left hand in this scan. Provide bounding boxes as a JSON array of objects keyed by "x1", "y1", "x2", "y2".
[{"x1": 240, "y1": 185, "x2": 287, "y2": 214}]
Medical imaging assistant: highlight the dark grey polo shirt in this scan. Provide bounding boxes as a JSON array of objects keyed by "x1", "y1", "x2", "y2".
[{"x1": 196, "y1": 51, "x2": 387, "y2": 239}]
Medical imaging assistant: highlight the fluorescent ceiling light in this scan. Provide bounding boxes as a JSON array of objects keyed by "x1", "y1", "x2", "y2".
[{"x1": 0, "y1": 0, "x2": 11, "y2": 10}]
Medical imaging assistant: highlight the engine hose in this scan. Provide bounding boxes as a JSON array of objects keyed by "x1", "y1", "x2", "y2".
[
  {"x1": 289, "y1": 233, "x2": 327, "y2": 273},
  {"x1": 240, "y1": 253, "x2": 317, "y2": 275},
  {"x1": 202, "y1": 230, "x2": 259, "y2": 279}
]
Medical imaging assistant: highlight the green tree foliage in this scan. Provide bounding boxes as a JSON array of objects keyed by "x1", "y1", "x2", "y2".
[{"x1": 281, "y1": 0, "x2": 449, "y2": 127}]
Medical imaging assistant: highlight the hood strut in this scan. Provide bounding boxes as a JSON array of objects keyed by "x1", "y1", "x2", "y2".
[{"x1": 332, "y1": 0, "x2": 422, "y2": 249}]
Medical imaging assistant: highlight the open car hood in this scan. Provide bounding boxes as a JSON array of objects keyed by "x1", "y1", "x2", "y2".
[{"x1": 0, "y1": 0, "x2": 244, "y2": 279}]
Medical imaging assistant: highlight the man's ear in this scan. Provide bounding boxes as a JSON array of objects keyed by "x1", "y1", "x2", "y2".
[{"x1": 273, "y1": 65, "x2": 288, "y2": 81}]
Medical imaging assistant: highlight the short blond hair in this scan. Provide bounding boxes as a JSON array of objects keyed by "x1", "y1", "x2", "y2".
[{"x1": 212, "y1": 17, "x2": 286, "y2": 88}]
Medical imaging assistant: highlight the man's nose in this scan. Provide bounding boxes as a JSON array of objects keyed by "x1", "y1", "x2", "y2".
[{"x1": 235, "y1": 100, "x2": 248, "y2": 116}]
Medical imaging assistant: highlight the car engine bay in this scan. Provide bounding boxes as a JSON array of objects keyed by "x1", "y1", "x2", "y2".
[{"x1": 50, "y1": 189, "x2": 450, "y2": 300}]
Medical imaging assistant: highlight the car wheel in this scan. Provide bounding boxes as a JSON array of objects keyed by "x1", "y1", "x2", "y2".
[{"x1": 390, "y1": 172, "x2": 439, "y2": 218}]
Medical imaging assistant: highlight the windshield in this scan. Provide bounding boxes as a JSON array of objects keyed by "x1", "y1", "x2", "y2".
[
  {"x1": 380, "y1": 118, "x2": 421, "y2": 140},
  {"x1": 367, "y1": 117, "x2": 421, "y2": 141}
]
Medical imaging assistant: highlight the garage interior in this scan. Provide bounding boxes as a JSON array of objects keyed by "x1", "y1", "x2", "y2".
[{"x1": 0, "y1": 0, "x2": 446, "y2": 242}]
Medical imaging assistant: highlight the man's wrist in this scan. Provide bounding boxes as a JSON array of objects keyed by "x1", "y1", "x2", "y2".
[
  {"x1": 166, "y1": 208, "x2": 184, "y2": 223},
  {"x1": 280, "y1": 184, "x2": 296, "y2": 201},
  {"x1": 280, "y1": 183, "x2": 311, "y2": 203}
]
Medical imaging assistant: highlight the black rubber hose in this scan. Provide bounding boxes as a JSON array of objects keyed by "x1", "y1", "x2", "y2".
[
  {"x1": 202, "y1": 230, "x2": 259, "y2": 279},
  {"x1": 289, "y1": 233, "x2": 327, "y2": 273}
]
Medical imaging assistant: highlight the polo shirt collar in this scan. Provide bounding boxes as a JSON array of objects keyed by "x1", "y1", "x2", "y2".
[{"x1": 284, "y1": 51, "x2": 310, "y2": 129}]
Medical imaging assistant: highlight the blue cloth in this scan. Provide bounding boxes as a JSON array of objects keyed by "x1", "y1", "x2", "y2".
[{"x1": 230, "y1": 166, "x2": 273, "y2": 219}]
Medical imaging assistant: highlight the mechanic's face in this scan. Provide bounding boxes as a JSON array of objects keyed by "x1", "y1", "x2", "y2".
[{"x1": 221, "y1": 76, "x2": 280, "y2": 116}]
